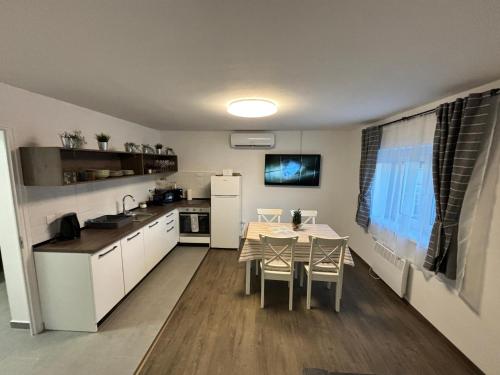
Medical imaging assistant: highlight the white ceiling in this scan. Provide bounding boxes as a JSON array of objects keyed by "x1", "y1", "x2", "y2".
[{"x1": 1, "y1": 0, "x2": 500, "y2": 130}]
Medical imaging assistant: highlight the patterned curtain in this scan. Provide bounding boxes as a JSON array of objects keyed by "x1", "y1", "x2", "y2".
[
  {"x1": 355, "y1": 126, "x2": 382, "y2": 229},
  {"x1": 424, "y1": 89, "x2": 499, "y2": 279}
]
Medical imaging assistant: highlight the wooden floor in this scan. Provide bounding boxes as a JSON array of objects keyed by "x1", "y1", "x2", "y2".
[{"x1": 137, "y1": 250, "x2": 481, "y2": 375}]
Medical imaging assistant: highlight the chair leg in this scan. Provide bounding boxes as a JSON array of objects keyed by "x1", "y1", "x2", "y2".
[
  {"x1": 260, "y1": 273, "x2": 265, "y2": 309},
  {"x1": 255, "y1": 260, "x2": 259, "y2": 276},
  {"x1": 306, "y1": 274, "x2": 312, "y2": 310},
  {"x1": 335, "y1": 281, "x2": 341, "y2": 312},
  {"x1": 299, "y1": 265, "x2": 304, "y2": 288},
  {"x1": 289, "y1": 275, "x2": 294, "y2": 311}
]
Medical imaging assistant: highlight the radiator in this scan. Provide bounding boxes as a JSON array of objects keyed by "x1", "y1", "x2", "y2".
[{"x1": 371, "y1": 241, "x2": 410, "y2": 298}]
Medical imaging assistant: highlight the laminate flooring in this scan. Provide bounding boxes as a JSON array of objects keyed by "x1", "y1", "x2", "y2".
[{"x1": 137, "y1": 249, "x2": 481, "y2": 375}]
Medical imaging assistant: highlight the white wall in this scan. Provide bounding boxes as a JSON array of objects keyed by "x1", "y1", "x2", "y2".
[
  {"x1": 0, "y1": 83, "x2": 167, "y2": 323},
  {"x1": 161, "y1": 129, "x2": 355, "y2": 234},
  {"x1": 341, "y1": 79, "x2": 500, "y2": 374}
]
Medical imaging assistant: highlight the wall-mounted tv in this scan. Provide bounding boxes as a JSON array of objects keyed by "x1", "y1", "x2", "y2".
[{"x1": 264, "y1": 154, "x2": 321, "y2": 186}]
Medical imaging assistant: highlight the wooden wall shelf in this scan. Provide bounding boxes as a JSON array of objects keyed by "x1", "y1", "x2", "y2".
[{"x1": 20, "y1": 147, "x2": 178, "y2": 186}]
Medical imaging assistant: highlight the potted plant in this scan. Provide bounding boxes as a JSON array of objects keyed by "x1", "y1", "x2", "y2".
[
  {"x1": 155, "y1": 143, "x2": 163, "y2": 154},
  {"x1": 70, "y1": 130, "x2": 86, "y2": 149},
  {"x1": 96, "y1": 133, "x2": 111, "y2": 151},
  {"x1": 292, "y1": 209, "x2": 302, "y2": 230},
  {"x1": 59, "y1": 131, "x2": 74, "y2": 149}
]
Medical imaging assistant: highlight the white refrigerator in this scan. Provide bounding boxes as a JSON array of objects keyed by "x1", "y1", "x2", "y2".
[{"x1": 210, "y1": 175, "x2": 242, "y2": 249}]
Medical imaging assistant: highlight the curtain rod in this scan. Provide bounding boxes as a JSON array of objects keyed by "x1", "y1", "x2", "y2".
[
  {"x1": 377, "y1": 88, "x2": 499, "y2": 129},
  {"x1": 378, "y1": 108, "x2": 436, "y2": 128}
]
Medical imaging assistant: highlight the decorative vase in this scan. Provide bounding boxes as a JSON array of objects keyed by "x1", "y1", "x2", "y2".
[
  {"x1": 98, "y1": 141, "x2": 108, "y2": 151},
  {"x1": 293, "y1": 223, "x2": 301, "y2": 231}
]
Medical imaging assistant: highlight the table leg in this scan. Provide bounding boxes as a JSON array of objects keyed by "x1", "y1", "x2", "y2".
[{"x1": 245, "y1": 260, "x2": 251, "y2": 295}]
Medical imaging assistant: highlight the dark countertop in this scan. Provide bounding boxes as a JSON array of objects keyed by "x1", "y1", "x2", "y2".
[{"x1": 34, "y1": 199, "x2": 210, "y2": 254}]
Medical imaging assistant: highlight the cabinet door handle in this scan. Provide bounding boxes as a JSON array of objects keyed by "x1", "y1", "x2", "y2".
[
  {"x1": 149, "y1": 221, "x2": 159, "y2": 228},
  {"x1": 167, "y1": 227, "x2": 174, "y2": 232},
  {"x1": 127, "y1": 232, "x2": 141, "y2": 241},
  {"x1": 98, "y1": 245, "x2": 118, "y2": 258},
  {"x1": 167, "y1": 220, "x2": 174, "y2": 225},
  {"x1": 166, "y1": 212, "x2": 174, "y2": 218}
]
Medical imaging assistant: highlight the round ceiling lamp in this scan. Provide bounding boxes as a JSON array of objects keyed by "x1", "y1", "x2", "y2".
[{"x1": 227, "y1": 98, "x2": 278, "y2": 118}]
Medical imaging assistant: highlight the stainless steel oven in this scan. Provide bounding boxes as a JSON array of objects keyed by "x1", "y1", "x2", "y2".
[{"x1": 178, "y1": 206, "x2": 210, "y2": 244}]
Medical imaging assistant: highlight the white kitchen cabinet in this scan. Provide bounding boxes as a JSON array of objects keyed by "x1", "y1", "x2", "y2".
[
  {"x1": 144, "y1": 218, "x2": 163, "y2": 272},
  {"x1": 91, "y1": 242, "x2": 125, "y2": 321},
  {"x1": 120, "y1": 229, "x2": 145, "y2": 294},
  {"x1": 34, "y1": 240, "x2": 124, "y2": 332},
  {"x1": 34, "y1": 208, "x2": 180, "y2": 332},
  {"x1": 163, "y1": 209, "x2": 179, "y2": 255}
]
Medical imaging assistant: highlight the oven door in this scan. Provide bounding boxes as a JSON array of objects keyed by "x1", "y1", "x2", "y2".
[{"x1": 179, "y1": 212, "x2": 210, "y2": 235}]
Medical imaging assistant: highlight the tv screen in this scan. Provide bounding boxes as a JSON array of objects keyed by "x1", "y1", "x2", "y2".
[{"x1": 264, "y1": 154, "x2": 321, "y2": 186}]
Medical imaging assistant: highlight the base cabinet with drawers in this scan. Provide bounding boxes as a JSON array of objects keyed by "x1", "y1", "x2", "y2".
[
  {"x1": 121, "y1": 229, "x2": 146, "y2": 294},
  {"x1": 163, "y1": 209, "x2": 179, "y2": 256},
  {"x1": 34, "y1": 209, "x2": 179, "y2": 332}
]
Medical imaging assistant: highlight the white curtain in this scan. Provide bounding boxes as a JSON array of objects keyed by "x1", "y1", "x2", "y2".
[{"x1": 369, "y1": 114, "x2": 436, "y2": 267}]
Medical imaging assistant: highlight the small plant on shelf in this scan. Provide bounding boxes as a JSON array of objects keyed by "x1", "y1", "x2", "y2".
[
  {"x1": 70, "y1": 130, "x2": 86, "y2": 148},
  {"x1": 155, "y1": 143, "x2": 163, "y2": 154},
  {"x1": 59, "y1": 130, "x2": 86, "y2": 149},
  {"x1": 95, "y1": 133, "x2": 111, "y2": 151},
  {"x1": 292, "y1": 209, "x2": 302, "y2": 230},
  {"x1": 59, "y1": 131, "x2": 73, "y2": 149}
]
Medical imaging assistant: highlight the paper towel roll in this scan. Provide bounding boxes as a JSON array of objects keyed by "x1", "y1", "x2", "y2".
[{"x1": 187, "y1": 188, "x2": 193, "y2": 200}]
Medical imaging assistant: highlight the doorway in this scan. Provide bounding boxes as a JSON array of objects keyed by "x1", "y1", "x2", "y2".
[{"x1": 0, "y1": 129, "x2": 31, "y2": 330}]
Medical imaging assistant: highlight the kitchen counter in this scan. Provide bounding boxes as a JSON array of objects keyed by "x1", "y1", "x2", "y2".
[{"x1": 34, "y1": 199, "x2": 210, "y2": 254}]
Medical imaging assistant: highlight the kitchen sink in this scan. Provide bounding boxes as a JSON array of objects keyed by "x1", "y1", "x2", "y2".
[
  {"x1": 129, "y1": 212, "x2": 154, "y2": 222},
  {"x1": 85, "y1": 214, "x2": 133, "y2": 229}
]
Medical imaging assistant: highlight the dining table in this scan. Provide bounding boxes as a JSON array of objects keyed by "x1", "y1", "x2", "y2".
[{"x1": 239, "y1": 222, "x2": 355, "y2": 295}]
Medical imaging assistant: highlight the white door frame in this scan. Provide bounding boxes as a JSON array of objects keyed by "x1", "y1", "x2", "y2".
[{"x1": 0, "y1": 125, "x2": 44, "y2": 334}]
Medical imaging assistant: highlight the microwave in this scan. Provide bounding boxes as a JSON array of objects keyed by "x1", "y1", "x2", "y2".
[{"x1": 151, "y1": 188, "x2": 183, "y2": 205}]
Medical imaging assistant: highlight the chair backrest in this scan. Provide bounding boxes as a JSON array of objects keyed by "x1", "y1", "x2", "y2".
[
  {"x1": 290, "y1": 209, "x2": 317, "y2": 224},
  {"x1": 257, "y1": 208, "x2": 283, "y2": 223},
  {"x1": 308, "y1": 235, "x2": 349, "y2": 273},
  {"x1": 259, "y1": 235, "x2": 298, "y2": 272}
]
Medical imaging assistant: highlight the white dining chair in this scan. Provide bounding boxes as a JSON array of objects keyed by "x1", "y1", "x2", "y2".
[
  {"x1": 289, "y1": 209, "x2": 317, "y2": 224},
  {"x1": 255, "y1": 208, "x2": 283, "y2": 275},
  {"x1": 304, "y1": 235, "x2": 349, "y2": 312},
  {"x1": 259, "y1": 234, "x2": 298, "y2": 311},
  {"x1": 257, "y1": 208, "x2": 283, "y2": 223}
]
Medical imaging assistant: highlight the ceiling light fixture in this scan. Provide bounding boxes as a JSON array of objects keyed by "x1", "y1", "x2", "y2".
[{"x1": 227, "y1": 98, "x2": 277, "y2": 118}]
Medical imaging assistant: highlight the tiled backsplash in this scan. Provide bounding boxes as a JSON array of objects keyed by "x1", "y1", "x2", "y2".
[
  {"x1": 162, "y1": 171, "x2": 216, "y2": 199},
  {"x1": 26, "y1": 176, "x2": 158, "y2": 244},
  {"x1": 26, "y1": 171, "x2": 215, "y2": 244}
]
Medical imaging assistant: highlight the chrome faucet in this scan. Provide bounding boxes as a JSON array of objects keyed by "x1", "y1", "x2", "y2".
[{"x1": 122, "y1": 194, "x2": 136, "y2": 216}]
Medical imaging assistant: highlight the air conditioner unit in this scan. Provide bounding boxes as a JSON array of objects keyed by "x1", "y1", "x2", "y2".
[
  {"x1": 371, "y1": 241, "x2": 410, "y2": 298},
  {"x1": 230, "y1": 132, "x2": 275, "y2": 149}
]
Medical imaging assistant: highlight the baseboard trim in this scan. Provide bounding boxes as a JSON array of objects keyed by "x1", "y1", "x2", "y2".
[{"x1": 10, "y1": 320, "x2": 30, "y2": 329}]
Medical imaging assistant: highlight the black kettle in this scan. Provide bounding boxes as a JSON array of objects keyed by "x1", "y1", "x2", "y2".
[{"x1": 59, "y1": 213, "x2": 81, "y2": 240}]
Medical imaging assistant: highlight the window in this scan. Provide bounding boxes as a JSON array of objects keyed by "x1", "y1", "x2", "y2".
[{"x1": 369, "y1": 114, "x2": 436, "y2": 266}]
